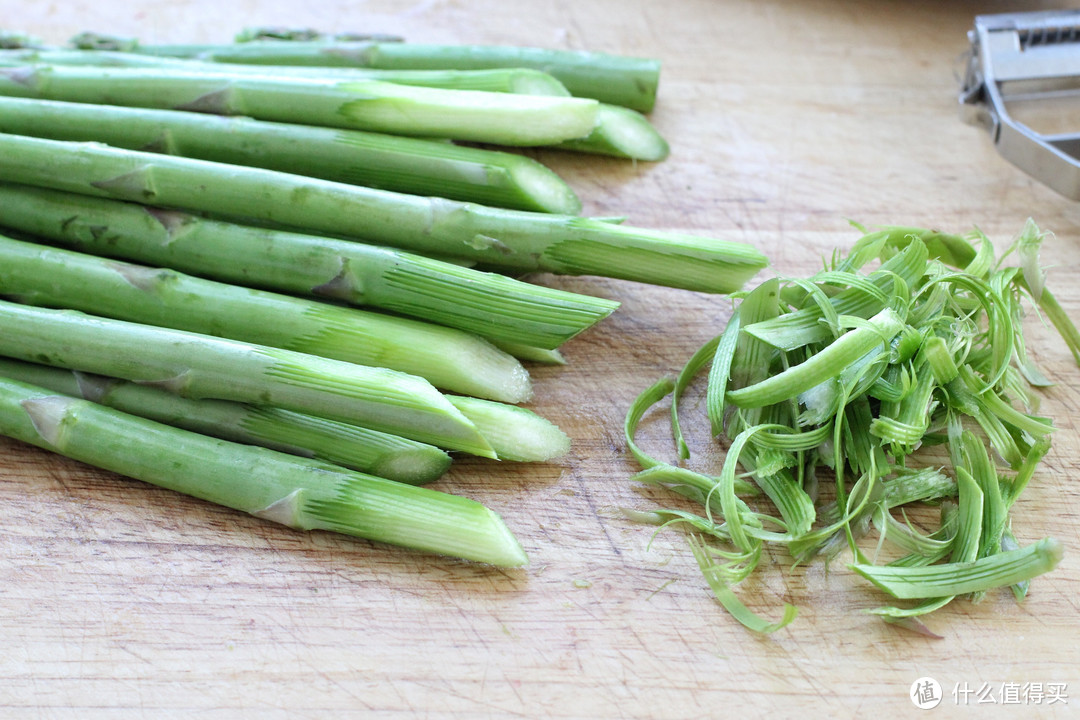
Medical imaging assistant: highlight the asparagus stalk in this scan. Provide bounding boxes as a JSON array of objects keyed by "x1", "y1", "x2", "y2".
[
  {"x1": 0, "y1": 49, "x2": 572, "y2": 96},
  {"x1": 0, "y1": 95, "x2": 580, "y2": 213},
  {"x1": 0, "y1": 64, "x2": 599, "y2": 146},
  {"x1": 0, "y1": 374, "x2": 527, "y2": 566},
  {"x1": 0, "y1": 299, "x2": 495, "y2": 457},
  {"x1": 0, "y1": 357, "x2": 451, "y2": 484},
  {"x1": 0, "y1": 184, "x2": 617, "y2": 349},
  {"x1": 0, "y1": 233, "x2": 532, "y2": 403},
  {"x1": 111, "y1": 39, "x2": 661, "y2": 112},
  {"x1": 0, "y1": 136, "x2": 767, "y2": 293}
]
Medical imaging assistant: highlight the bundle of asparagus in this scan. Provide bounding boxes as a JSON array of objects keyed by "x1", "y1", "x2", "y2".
[{"x1": 0, "y1": 28, "x2": 767, "y2": 565}]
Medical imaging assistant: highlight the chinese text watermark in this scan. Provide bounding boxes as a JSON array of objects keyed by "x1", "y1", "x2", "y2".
[{"x1": 910, "y1": 678, "x2": 1068, "y2": 709}]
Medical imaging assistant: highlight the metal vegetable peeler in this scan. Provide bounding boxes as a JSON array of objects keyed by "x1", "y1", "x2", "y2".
[{"x1": 960, "y1": 10, "x2": 1080, "y2": 199}]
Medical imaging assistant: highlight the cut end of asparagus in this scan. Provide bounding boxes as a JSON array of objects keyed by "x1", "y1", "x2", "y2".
[
  {"x1": 255, "y1": 348, "x2": 499, "y2": 459},
  {"x1": 380, "y1": 253, "x2": 620, "y2": 349},
  {"x1": 506, "y1": 68, "x2": 572, "y2": 97},
  {"x1": 369, "y1": 446, "x2": 454, "y2": 486},
  {"x1": 559, "y1": 104, "x2": 670, "y2": 162},
  {"x1": 508, "y1": 157, "x2": 582, "y2": 215},
  {"x1": 302, "y1": 474, "x2": 529, "y2": 566},
  {"x1": 448, "y1": 395, "x2": 571, "y2": 462}
]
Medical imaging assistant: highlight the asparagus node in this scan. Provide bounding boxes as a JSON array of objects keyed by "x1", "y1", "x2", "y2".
[
  {"x1": 0, "y1": 184, "x2": 616, "y2": 350},
  {"x1": 0, "y1": 374, "x2": 526, "y2": 566},
  {"x1": 558, "y1": 104, "x2": 670, "y2": 162},
  {"x1": 0, "y1": 95, "x2": 580, "y2": 214},
  {"x1": 0, "y1": 64, "x2": 599, "y2": 146},
  {"x1": 0, "y1": 136, "x2": 767, "y2": 293},
  {"x1": 116, "y1": 40, "x2": 661, "y2": 112},
  {"x1": 0, "y1": 232, "x2": 533, "y2": 403},
  {"x1": 0, "y1": 358, "x2": 451, "y2": 485},
  {"x1": 0, "y1": 299, "x2": 495, "y2": 457},
  {"x1": 0, "y1": 51, "x2": 573, "y2": 97}
]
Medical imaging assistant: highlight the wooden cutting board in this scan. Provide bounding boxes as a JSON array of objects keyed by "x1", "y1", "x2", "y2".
[{"x1": 2, "y1": 0, "x2": 1079, "y2": 716}]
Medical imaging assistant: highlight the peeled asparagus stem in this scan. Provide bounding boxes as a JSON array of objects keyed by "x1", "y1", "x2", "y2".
[
  {"x1": 0, "y1": 357, "x2": 452, "y2": 485},
  {"x1": 0, "y1": 232, "x2": 533, "y2": 403},
  {"x1": 0, "y1": 95, "x2": 581, "y2": 213},
  {"x1": 0, "y1": 374, "x2": 527, "y2": 566},
  {"x1": 0, "y1": 135, "x2": 767, "y2": 293},
  {"x1": 0, "y1": 183, "x2": 617, "y2": 350},
  {"x1": 0, "y1": 299, "x2": 495, "y2": 457},
  {"x1": 0, "y1": 49, "x2": 573, "y2": 95},
  {"x1": 107, "y1": 39, "x2": 662, "y2": 112},
  {"x1": 0, "y1": 64, "x2": 599, "y2": 146}
]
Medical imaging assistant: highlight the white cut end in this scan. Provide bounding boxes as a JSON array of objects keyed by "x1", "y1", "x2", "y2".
[{"x1": 510, "y1": 159, "x2": 582, "y2": 214}]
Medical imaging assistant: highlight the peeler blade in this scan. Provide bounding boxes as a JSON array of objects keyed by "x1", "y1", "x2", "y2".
[{"x1": 960, "y1": 10, "x2": 1080, "y2": 200}]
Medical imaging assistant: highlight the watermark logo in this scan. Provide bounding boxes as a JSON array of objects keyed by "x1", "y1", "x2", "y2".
[
  {"x1": 908, "y1": 678, "x2": 1069, "y2": 708},
  {"x1": 911, "y1": 677, "x2": 943, "y2": 710}
]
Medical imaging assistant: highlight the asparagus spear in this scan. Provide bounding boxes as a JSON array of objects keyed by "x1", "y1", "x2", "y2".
[
  {"x1": 0, "y1": 95, "x2": 580, "y2": 214},
  {"x1": 0, "y1": 64, "x2": 599, "y2": 146},
  {"x1": 0, "y1": 184, "x2": 617, "y2": 349},
  {"x1": 0, "y1": 136, "x2": 767, "y2": 293},
  {"x1": 0, "y1": 374, "x2": 527, "y2": 566},
  {"x1": 109, "y1": 39, "x2": 661, "y2": 112},
  {"x1": 0, "y1": 357, "x2": 451, "y2": 484},
  {"x1": 0, "y1": 299, "x2": 495, "y2": 457},
  {"x1": 0, "y1": 55, "x2": 669, "y2": 162},
  {"x1": 0, "y1": 233, "x2": 532, "y2": 402},
  {"x1": 0, "y1": 49, "x2": 572, "y2": 96}
]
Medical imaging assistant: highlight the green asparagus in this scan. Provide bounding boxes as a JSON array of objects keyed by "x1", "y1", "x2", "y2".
[
  {"x1": 0, "y1": 232, "x2": 533, "y2": 402},
  {"x1": 107, "y1": 39, "x2": 661, "y2": 112},
  {"x1": 0, "y1": 49, "x2": 572, "y2": 96},
  {"x1": 0, "y1": 357, "x2": 451, "y2": 484},
  {"x1": 0, "y1": 64, "x2": 599, "y2": 146},
  {"x1": 0, "y1": 95, "x2": 580, "y2": 213},
  {"x1": 0, "y1": 374, "x2": 527, "y2": 566},
  {"x1": 0, "y1": 136, "x2": 767, "y2": 293},
  {"x1": 0, "y1": 299, "x2": 495, "y2": 457},
  {"x1": 0, "y1": 184, "x2": 618, "y2": 349}
]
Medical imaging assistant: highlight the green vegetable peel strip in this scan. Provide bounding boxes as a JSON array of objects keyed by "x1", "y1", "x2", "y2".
[{"x1": 624, "y1": 221, "x2": 1074, "y2": 633}]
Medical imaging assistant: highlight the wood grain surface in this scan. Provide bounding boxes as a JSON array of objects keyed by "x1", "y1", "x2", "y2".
[{"x1": 1, "y1": 0, "x2": 1079, "y2": 717}]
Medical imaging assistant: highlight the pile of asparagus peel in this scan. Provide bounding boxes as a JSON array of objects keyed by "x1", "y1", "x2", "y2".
[{"x1": 0, "y1": 29, "x2": 768, "y2": 565}]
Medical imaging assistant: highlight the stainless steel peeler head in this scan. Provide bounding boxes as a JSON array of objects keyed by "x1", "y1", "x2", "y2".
[{"x1": 960, "y1": 10, "x2": 1080, "y2": 200}]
